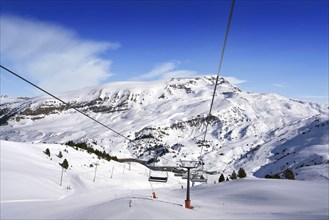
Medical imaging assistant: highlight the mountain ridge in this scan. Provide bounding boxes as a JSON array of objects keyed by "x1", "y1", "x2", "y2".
[{"x1": 1, "y1": 76, "x2": 328, "y2": 180}]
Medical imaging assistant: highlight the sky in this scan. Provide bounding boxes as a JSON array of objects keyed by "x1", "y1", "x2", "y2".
[{"x1": 0, "y1": 0, "x2": 328, "y2": 104}]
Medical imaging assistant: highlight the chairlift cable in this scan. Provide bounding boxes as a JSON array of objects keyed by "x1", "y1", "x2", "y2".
[
  {"x1": 200, "y1": 0, "x2": 235, "y2": 159},
  {"x1": 0, "y1": 64, "x2": 176, "y2": 177},
  {"x1": 0, "y1": 65, "x2": 131, "y2": 142},
  {"x1": 1, "y1": 0, "x2": 235, "y2": 181},
  {"x1": 158, "y1": 156, "x2": 178, "y2": 165}
]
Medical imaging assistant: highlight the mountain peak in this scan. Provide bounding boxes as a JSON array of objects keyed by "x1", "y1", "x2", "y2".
[{"x1": 0, "y1": 76, "x2": 328, "y2": 181}]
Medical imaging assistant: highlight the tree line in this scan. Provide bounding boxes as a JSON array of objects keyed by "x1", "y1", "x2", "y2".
[
  {"x1": 65, "y1": 141, "x2": 118, "y2": 162},
  {"x1": 43, "y1": 141, "x2": 118, "y2": 170},
  {"x1": 218, "y1": 167, "x2": 247, "y2": 183}
]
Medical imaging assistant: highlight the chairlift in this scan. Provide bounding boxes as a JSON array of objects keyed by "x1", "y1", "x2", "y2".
[
  {"x1": 148, "y1": 156, "x2": 168, "y2": 183},
  {"x1": 191, "y1": 171, "x2": 208, "y2": 183},
  {"x1": 148, "y1": 169, "x2": 168, "y2": 183},
  {"x1": 174, "y1": 172, "x2": 184, "y2": 177},
  {"x1": 181, "y1": 174, "x2": 188, "y2": 179},
  {"x1": 191, "y1": 176, "x2": 207, "y2": 183}
]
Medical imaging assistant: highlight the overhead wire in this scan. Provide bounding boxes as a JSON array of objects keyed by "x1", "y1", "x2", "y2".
[
  {"x1": 0, "y1": 64, "x2": 179, "y2": 169},
  {"x1": 0, "y1": 65, "x2": 181, "y2": 170},
  {"x1": 1, "y1": 0, "x2": 236, "y2": 175},
  {"x1": 199, "y1": 0, "x2": 236, "y2": 159},
  {"x1": 158, "y1": 156, "x2": 178, "y2": 166},
  {"x1": 0, "y1": 65, "x2": 131, "y2": 142}
]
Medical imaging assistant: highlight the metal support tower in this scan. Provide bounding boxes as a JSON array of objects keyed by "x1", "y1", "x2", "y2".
[{"x1": 180, "y1": 160, "x2": 199, "y2": 208}]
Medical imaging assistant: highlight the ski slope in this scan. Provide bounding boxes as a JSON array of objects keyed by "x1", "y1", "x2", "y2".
[{"x1": 1, "y1": 140, "x2": 328, "y2": 219}]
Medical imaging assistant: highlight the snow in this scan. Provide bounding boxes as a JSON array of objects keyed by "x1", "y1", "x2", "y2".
[
  {"x1": 1, "y1": 140, "x2": 328, "y2": 219},
  {"x1": 1, "y1": 76, "x2": 329, "y2": 218}
]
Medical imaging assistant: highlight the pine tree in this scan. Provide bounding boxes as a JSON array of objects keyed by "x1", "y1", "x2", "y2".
[
  {"x1": 226, "y1": 177, "x2": 229, "y2": 181},
  {"x1": 218, "y1": 174, "x2": 225, "y2": 182},
  {"x1": 284, "y1": 169, "x2": 295, "y2": 180},
  {"x1": 238, "y1": 167, "x2": 247, "y2": 178},
  {"x1": 265, "y1": 173, "x2": 281, "y2": 179},
  {"x1": 44, "y1": 148, "x2": 50, "y2": 157},
  {"x1": 60, "y1": 159, "x2": 69, "y2": 169},
  {"x1": 57, "y1": 151, "x2": 63, "y2": 158},
  {"x1": 230, "y1": 170, "x2": 237, "y2": 180}
]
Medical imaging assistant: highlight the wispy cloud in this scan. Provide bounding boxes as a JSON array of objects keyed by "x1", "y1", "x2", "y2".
[
  {"x1": 272, "y1": 83, "x2": 287, "y2": 88},
  {"x1": 223, "y1": 76, "x2": 246, "y2": 85},
  {"x1": 0, "y1": 15, "x2": 120, "y2": 94},
  {"x1": 138, "y1": 61, "x2": 197, "y2": 80}
]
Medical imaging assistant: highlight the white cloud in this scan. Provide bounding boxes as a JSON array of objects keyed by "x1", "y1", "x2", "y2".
[
  {"x1": 223, "y1": 76, "x2": 246, "y2": 85},
  {"x1": 139, "y1": 61, "x2": 197, "y2": 80},
  {"x1": 0, "y1": 15, "x2": 120, "y2": 94},
  {"x1": 272, "y1": 83, "x2": 287, "y2": 88}
]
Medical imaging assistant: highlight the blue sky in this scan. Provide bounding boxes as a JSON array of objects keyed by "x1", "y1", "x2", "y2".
[{"x1": 0, "y1": 0, "x2": 328, "y2": 104}]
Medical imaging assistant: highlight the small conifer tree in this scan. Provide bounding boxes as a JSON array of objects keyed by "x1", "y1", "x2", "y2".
[
  {"x1": 238, "y1": 167, "x2": 247, "y2": 178},
  {"x1": 284, "y1": 169, "x2": 295, "y2": 180},
  {"x1": 265, "y1": 174, "x2": 281, "y2": 179},
  {"x1": 218, "y1": 174, "x2": 225, "y2": 183},
  {"x1": 57, "y1": 151, "x2": 63, "y2": 158},
  {"x1": 44, "y1": 148, "x2": 50, "y2": 157},
  {"x1": 226, "y1": 177, "x2": 229, "y2": 181},
  {"x1": 230, "y1": 170, "x2": 237, "y2": 180},
  {"x1": 60, "y1": 159, "x2": 69, "y2": 169}
]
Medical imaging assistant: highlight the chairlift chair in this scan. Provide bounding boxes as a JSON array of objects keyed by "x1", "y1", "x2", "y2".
[
  {"x1": 191, "y1": 176, "x2": 207, "y2": 183},
  {"x1": 147, "y1": 155, "x2": 169, "y2": 183},
  {"x1": 191, "y1": 171, "x2": 208, "y2": 183},
  {"x1": 181, "y1": 174, "x2": 188, "y2": 179},
  {"x1": 148, "y1": 169, "x2": 168, "y2": 183}
]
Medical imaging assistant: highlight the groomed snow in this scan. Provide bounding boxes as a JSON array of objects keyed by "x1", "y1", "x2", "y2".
[{"x1": 1, "y1": 140, "x2": 328, "y2": 219}]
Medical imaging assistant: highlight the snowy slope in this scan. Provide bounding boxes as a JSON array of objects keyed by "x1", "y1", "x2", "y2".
[
  {"x1": 0, "y1": 76, "x2": 328, "y2": 180},
  {"x1": 1, "y1": 140, "x2": 328, "y2": 219}
]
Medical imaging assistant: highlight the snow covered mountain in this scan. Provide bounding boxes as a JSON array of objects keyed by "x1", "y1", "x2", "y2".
[{"x1": 1, "y1": 76, "x2": 328, "y2": 180}]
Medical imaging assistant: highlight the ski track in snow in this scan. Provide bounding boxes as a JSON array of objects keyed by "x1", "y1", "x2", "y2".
[{"x1": 0, "y1": 195, "x2": 67, "y2": 204}]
